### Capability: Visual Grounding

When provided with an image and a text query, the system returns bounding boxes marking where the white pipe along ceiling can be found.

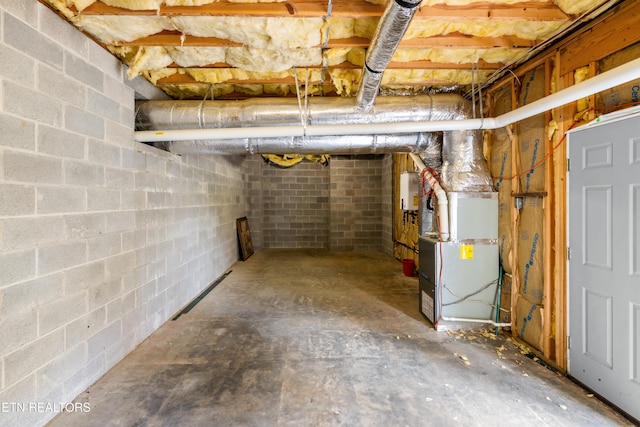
[135,55,640,149]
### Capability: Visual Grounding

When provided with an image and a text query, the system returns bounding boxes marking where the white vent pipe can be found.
[135,56,640,144]
[410,153,449,241]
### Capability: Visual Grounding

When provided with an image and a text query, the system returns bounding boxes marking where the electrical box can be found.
[400,172,419,211]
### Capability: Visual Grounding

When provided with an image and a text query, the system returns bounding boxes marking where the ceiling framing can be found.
[40,0,613,100]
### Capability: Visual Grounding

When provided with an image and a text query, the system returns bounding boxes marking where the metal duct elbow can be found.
[441,129,494,192]
[355,0,422,111]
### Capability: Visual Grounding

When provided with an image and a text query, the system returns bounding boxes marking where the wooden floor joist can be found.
[118,33,539,50]
[80,0,569,20]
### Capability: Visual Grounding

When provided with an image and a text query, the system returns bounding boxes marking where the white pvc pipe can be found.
[409,153,450,241]
[135,56,640,143]
[439,316,511,328]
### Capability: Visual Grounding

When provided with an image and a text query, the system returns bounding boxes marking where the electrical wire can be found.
[492,107,594,182]
[442,279,499,307]
[493,101,639,183]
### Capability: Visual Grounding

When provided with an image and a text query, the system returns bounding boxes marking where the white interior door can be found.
[568,111,640,422]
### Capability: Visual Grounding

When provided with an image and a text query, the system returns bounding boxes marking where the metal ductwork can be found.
[135,93,492,192]
[355,0,422,111]
[442,130,494,192]
[134,0,495,193]
[135,94,471,132]
[155,133,433,155]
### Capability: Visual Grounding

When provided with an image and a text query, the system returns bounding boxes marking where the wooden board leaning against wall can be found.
[393,154,420,269]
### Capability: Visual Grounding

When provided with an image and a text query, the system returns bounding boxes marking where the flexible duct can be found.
[355,0,422,111]
[135,94,471,130]
[154,133,432,155]
[441,130,493,192]
[136,93,490,192]
[136,56,640,141]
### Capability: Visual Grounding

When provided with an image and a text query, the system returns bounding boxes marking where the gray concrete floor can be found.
[48,249,632,427]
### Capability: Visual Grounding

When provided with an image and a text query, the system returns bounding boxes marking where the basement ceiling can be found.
[41,0,611,100]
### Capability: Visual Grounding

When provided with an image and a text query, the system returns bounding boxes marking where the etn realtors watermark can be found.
[1,402,91,413]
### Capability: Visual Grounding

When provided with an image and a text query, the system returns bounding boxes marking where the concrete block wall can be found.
[0,4,247,426]
[329,155,383,251]
[261,159,330,249]
[245,155,389,250]
[244,155,265,252]
[381,154,393,256]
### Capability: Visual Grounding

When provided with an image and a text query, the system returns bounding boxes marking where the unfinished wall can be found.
[244,155,265,252]
[392,154,419,265]
[259,159,330,249]
[0,4,247,426]
[490,83,514,325]
[382,154,394,256]
[244,155,385,251]
[330,155,383,251]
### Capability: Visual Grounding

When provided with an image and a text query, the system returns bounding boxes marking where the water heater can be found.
[400,172,419,210]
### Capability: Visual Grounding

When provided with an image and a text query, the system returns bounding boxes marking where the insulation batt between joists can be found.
[73,15,325,49]
[60,0,603,15]
[171,16,324,49]
[118,46,324,78]
[160,82,306,98]
[120,45,521,81]
[141,67,494,96]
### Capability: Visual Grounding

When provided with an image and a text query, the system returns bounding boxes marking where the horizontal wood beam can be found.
[155,72,461,87]
[81,0,568,20]
[558,0,640,75]
[165,59,501,70]
[119,32,539,49]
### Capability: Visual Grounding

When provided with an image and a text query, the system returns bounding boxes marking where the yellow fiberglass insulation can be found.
[108,46,138,65]
[324,48,365,67]
[171,16,323,49]
[391,48,525,65]
[381,69,494,86]
[355,18,379,39]
[324,48,351,66]
[185,68,324,85]
[290,68,324,83]
[374,0,546,4]
[165,0,218,5]
[166,47,227,67]
[69,0,97,12]
[160,83,235,100]
[225,48,322,72]
[127,46,173,79]
[554,0,604,15]
[72,15,174,44]
[574,66,591,114]
[325,48,366,67]
[326,18,357,40]
[144,69,178,85]
[405,20,565,40]
[347,49,366,67]
[99,0,163,10]
[328,69,362,96]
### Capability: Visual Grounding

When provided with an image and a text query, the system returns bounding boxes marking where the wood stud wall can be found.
[392,0,640,370]
[392,154,420,268]
[484,0,640,370]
